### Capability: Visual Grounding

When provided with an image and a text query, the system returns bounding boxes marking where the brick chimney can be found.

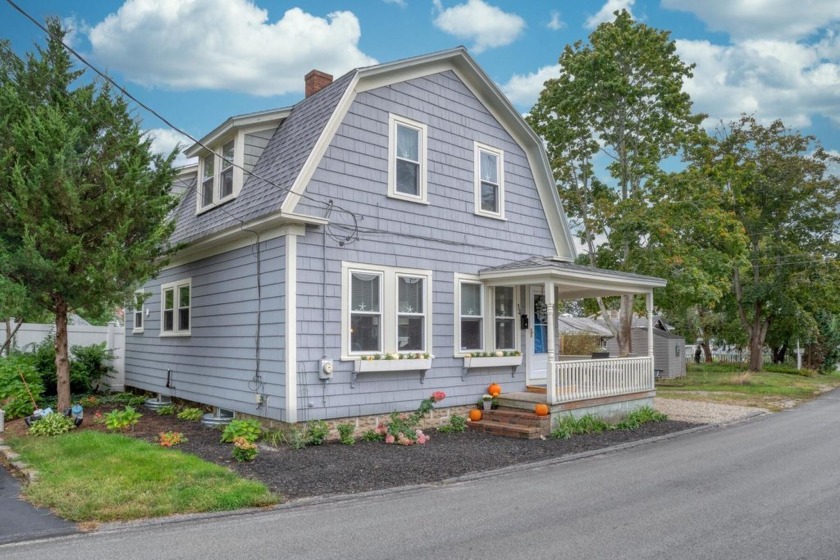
[305,70,333,97]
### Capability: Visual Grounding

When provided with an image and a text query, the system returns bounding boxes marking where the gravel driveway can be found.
[654,397,768,424]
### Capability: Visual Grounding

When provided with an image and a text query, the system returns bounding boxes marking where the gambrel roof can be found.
[168,47,577,259]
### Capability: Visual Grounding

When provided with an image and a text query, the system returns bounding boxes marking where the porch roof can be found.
[478,256,666,298]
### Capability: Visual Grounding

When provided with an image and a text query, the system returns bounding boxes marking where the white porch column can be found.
[646,292,654,359]
[545,281,556,404]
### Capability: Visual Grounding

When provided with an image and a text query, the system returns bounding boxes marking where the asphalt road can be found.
[2,391,840,559]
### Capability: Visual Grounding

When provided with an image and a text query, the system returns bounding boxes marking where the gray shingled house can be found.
[124,48,666,425]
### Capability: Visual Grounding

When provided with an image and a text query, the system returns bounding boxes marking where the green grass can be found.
[550,406,667,439]
[9,431,278,522]
[656,363,840,410]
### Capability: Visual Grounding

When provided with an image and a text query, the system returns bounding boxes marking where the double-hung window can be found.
[388,114,428,203]
[458,279,483,352]
[161,279,191,336]
[197,138,237,211]
[343,263,432,359]
[494,286,515,350]
[474,142,504,218]
[132,291,145,334]
[350,271,382,353]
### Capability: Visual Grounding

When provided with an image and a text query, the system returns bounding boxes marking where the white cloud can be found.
[677,38,840,128]
[662,0,840,41]
[547,10,565,31]
[501,64,561,108]
[383,0,406,6]
[61,16,90,48]
[144,128,195,168]
[87,0,377,96]
[433,0,526,54]
[584,0,634,29]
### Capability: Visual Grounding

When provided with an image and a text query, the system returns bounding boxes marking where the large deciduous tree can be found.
[527,10,703,354]
[0,22,179,409]
[701,116,839,371]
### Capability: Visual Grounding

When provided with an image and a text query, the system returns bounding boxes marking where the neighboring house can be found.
[604,315,686,378]
[555,316,613,355]
[124,48,666,424]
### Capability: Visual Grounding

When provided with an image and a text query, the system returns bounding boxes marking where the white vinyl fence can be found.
[5,321,125,391]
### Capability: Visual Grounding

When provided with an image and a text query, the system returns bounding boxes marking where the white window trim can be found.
[196,133,244,214]
[160,278,192,337]
[473,141,505,220]
[132,290,146,334]
[387,114,428,204]
[453,276,520,357]
[341,262,433,360]
[454,273,484,356]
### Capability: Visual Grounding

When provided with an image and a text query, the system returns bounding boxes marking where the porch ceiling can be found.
[478,256,666,298]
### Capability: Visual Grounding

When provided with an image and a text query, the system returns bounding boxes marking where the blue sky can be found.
[2,0,838,165]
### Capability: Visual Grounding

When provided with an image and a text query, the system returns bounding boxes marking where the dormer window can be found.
[198,139,238,211]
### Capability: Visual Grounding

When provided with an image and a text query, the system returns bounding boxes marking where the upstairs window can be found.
[161,279,191,336]
[388,114,428,204]
[197,138,238,212]
[474,142,505,219]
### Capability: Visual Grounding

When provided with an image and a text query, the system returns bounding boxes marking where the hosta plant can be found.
[28,412,77,436]
[104,406,142,432]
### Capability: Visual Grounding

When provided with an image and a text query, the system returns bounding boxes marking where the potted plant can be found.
[481,394,493,411]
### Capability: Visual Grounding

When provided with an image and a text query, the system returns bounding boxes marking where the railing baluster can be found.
[554,357,653,404]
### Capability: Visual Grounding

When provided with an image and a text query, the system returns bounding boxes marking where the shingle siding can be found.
[124,237,287,416]
[292,70,555,419]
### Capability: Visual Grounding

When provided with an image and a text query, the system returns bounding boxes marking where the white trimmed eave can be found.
[278,47,578,261]
[479,266,666,299]
[185,107,293,158]
[163,211,326,269]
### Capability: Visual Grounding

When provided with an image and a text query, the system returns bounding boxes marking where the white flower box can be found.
[354,358,433,373]
[463,355,523,369]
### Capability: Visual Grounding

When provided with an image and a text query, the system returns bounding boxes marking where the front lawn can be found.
[9,430,278,522]
[656,363,840,410]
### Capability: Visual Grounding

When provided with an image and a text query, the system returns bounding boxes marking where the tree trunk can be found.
[618,294,633,356]
[701,340,713,363]
[55,297,71,411]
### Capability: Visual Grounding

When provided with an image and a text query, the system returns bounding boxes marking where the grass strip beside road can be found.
[657,363,840,411]
[9,430,278,522]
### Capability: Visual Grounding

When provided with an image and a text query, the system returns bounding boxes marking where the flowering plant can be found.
[374,391,445,446]
[232,436,258,462]
[467,350,521,358]
[482,394,493,401]
[361,352,432,361]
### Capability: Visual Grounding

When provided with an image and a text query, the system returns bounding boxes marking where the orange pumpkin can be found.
[469,409,483,421]
[534,403,549,416]
[488,383,502,397]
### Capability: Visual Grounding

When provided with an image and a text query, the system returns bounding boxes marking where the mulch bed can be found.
[3,405,698,501]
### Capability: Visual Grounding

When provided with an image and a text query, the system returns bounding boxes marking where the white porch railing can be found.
[552,356,654,404]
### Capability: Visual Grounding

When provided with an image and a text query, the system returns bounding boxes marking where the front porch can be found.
[471,257,665,436]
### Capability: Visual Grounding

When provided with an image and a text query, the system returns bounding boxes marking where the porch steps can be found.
[466,408,550,439]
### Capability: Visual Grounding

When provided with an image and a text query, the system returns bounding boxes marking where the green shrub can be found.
[337,423,355,445]
[0,354,44,419]
[306,420,330,446]
[220,419,263,444]
[106,392,148,407]
[29,412,77,436]
[177,407,204,421]
[70,342,115,392]
[551,414,610,439]
[361,429,384,442]
[104,406,142,431]
[156,404,176,416]
[436,415,468,433]
[615,406,667,430]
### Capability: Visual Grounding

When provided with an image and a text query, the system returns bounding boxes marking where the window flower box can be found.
[351,354,434,387]
[463,355,523,369]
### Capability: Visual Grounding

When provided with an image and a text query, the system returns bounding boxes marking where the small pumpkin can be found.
[469,409,483,421]
[488,382,502,397]
[534,403,549,416]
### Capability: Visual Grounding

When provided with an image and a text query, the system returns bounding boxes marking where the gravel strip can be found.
[655,397,768,425]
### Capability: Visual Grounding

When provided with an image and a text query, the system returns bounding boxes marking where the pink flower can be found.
[385,434,395,444]
[432,391,446,402]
